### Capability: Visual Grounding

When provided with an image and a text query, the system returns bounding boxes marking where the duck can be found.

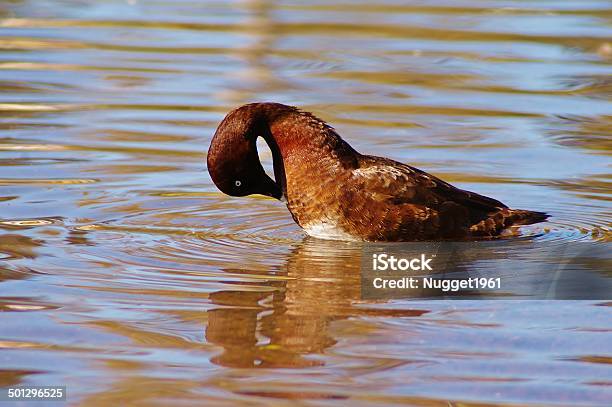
[207,102,548,241]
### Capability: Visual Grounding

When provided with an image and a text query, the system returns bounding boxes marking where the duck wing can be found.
[355,155,505,210]
[351,155,548,239]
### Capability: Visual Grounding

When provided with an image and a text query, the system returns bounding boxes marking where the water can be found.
[1,0,611,405]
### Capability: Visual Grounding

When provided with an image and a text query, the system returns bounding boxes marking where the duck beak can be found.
[259,175,282,200]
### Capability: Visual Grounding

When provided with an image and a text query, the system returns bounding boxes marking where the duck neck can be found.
[255,103,359,199]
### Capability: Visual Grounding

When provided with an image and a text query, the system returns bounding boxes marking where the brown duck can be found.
[207,103,548,241]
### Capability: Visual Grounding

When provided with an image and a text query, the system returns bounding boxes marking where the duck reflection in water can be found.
[203,236,518,368]
[204,235,608,368]
[205,238,429,368]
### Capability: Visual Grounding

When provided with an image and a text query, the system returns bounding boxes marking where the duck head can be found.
[207,104,283,200]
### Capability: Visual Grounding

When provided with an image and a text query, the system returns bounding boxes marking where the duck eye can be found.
[235,180,241,187]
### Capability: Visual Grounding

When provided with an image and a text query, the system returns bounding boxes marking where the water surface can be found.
[1,0,611,405]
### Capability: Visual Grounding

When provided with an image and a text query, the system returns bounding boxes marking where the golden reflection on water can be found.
[0,0,611,405]
[207,240,427,369]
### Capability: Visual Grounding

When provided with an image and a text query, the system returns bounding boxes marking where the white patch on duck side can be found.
[353,165,416,189]
[353,166,407,179]
[302,219,361,241]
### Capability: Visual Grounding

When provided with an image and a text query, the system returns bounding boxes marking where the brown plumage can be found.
[207,102,548,241]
